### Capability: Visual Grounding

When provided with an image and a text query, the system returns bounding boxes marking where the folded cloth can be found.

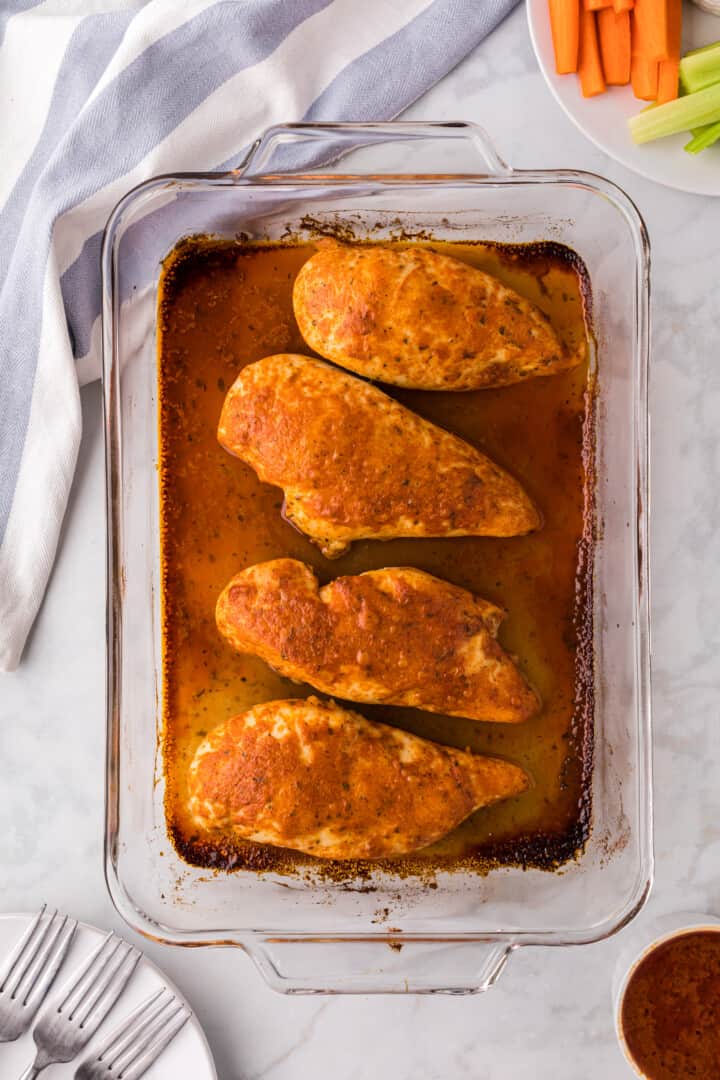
[0,0,518,671]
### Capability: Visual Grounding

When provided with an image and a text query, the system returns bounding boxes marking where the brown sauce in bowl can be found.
[157,237,596,878]
[620,930,720,1079]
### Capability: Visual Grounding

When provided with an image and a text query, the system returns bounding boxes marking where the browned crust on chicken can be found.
[217,354,541,557]
[187,696,529,860]
[292,242,582,390]
[216,560,539,723]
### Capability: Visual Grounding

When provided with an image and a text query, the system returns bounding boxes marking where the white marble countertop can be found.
[3,7,720,1078]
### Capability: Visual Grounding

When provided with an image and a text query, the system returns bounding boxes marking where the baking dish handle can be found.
[237,121,511,178]
[244,938,516,995]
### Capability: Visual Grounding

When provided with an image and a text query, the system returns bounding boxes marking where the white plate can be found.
[0,914,216,1080]
[527,0,720,195]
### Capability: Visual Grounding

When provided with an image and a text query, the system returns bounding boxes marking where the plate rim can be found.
[0,911,217,1080]
[526,0,720,197]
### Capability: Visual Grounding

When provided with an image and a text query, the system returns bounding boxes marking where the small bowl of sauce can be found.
[616,919,720,1079]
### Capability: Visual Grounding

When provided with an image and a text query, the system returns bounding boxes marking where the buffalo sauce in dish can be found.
[157,237,595,877]
[620,930,720,1079]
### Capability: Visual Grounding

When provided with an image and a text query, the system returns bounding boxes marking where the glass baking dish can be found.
[102,122,652,994]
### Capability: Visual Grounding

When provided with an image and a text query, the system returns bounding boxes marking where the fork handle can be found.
[18,1065,42,1080]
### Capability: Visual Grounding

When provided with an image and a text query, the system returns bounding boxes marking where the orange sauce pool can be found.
[158,238,595,876]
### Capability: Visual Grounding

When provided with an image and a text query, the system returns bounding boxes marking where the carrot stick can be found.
[631,54,659,99]
[632,0,669,62]
[658,58,680,102]
[598,9,631,84]
[549,0,580,74]
[578,10,606,96]
[585,0,611,9]
[614,0,633,10]
[656,0,682,103]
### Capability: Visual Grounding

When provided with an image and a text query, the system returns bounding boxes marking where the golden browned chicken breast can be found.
[217,355,540,557]
[293,242,581,390]
[187,697,529,860]
[216,560,539,723]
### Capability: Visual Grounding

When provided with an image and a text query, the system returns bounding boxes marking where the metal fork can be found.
[18,931,141,1080]
[74,988,190,1080]
[0,906,78,1042]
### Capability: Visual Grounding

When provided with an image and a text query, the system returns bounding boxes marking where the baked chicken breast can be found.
[217,355,540,557]
[187,697,529,860]
[293,242,581,390]
[217,560,539,723]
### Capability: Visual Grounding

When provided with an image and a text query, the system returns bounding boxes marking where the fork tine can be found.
[23,916,77,1010]
[107,997,182,1073]
[72,944,140,1031]
[114,1005,190,1080]
[2,906,54,999]
[93,989,167,1063]
[70,942,130,1025]
[59,932,119,1016]
[16,913,67,1004]
[0,905,47,992]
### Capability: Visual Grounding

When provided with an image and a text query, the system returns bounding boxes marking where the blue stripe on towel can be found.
[0,12,139,287]
[0,0,46,51]
[62,0,517,369]
[304,0,517,120]
[0,0,331,543]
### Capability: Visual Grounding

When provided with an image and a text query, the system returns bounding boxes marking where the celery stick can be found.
[684,40,720,60]
[684,120,720,154]
[679,41,720,95]
[628,81,720,144]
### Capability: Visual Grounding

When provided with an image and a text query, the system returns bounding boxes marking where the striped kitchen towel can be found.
[0,0,518,671]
